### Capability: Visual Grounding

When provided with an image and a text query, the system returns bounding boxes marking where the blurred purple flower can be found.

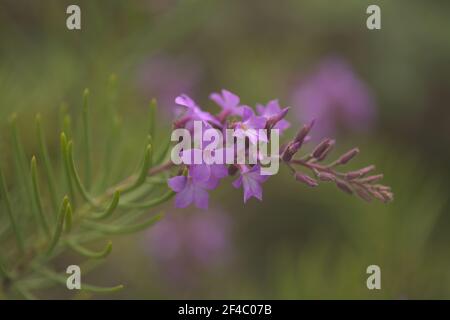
[136,54,201,117]
[291,57,376,139]
[145,210,232,282]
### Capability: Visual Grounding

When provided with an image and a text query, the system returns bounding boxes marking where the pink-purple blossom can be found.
[210,89,243,121]
[256,99,291,133]
[232,165,269,203]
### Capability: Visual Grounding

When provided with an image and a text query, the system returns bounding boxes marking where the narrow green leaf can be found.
[89,190,120,220]
[30,156,51,238]
[80,283,124,294]
[66,141,98,208]
[60,133,75,203]
[0,166,25,254]
[120,190,175,210]
[99,115,122,188]
[68,240,112,259]
[59,103,71,138]
[84,212,163,235]
[36,114,58,215]
[65,203,73,233]
[63,114,72,140]
[124,143,152,193]
[82,88,92,190]
[47,197,70,255]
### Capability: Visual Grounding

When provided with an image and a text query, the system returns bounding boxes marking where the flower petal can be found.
[168,176,187,193]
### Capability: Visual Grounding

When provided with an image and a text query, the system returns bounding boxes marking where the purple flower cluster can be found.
[168,89,290,209]
[167,88,392,209]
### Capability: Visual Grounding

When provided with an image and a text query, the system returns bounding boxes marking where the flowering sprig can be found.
[283,121,393,202]
[168,89,393,208]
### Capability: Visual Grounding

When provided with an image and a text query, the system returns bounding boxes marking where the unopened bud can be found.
[372,190,386,202]
[345,165,375,180]
[336,148,359,165]
[356,188,372,202]
[282,141,301,162]
[379,190,394,203]
[266,107,290,130]
[335,179,353,194]
[359,174,383,184]
[317,172,335,181]
[315,140,335,161]
[295,120,315,144]
[295,172,318,187]
[312,138,333,159]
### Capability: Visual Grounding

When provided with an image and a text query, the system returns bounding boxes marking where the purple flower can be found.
[136,54,201,116]
[180,148,229,185]
[232,165,269,203]
[256,99,291,133]
[233,106,268,145]
[210,89,243,121]
[168,165,218,209]
[145,209,232,283]
[174,94,221,129]
[291,57,376,139]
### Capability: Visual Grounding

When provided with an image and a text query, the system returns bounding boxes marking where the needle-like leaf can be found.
[89,190,121,220]
[60,133,75,203]
[36,114,58,215]
[67,240,112,259]
[82,88,92,190]
[47,197,70,256]
[66,141,98,208]
[31,156,51,238]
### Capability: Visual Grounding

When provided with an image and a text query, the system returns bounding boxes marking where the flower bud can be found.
[359,174,383,184]
[317,172,335,181]
[295,172,318,187]
[336,148,359,165]
[295,120,315,144]
[312,138,333,159]
[356,188,372,202]
[281,141,301,162]
[315,140,335,161]
[335,179,353,194]
[266,107,290,130]
[345,165,375,180]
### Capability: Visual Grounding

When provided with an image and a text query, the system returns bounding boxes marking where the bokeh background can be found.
[1,0,449,299]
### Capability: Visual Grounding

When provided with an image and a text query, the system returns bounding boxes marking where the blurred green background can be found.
[1,0,449,299]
